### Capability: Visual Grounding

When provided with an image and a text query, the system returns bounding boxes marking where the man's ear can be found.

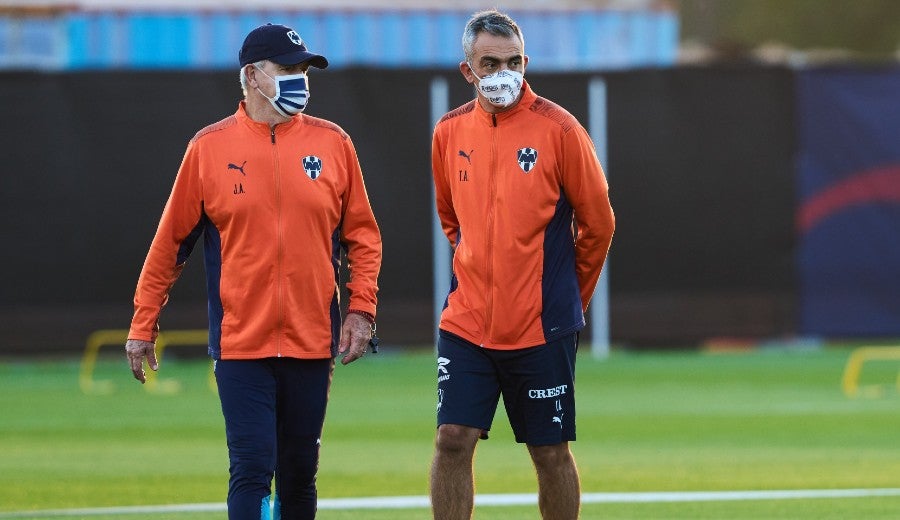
[245,64,258,88]
[459,61,476,85]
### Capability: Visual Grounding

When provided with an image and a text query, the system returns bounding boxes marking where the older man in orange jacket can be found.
[125,23,381,519]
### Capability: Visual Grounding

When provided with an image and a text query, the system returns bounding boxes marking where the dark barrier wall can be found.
[603,67,797,343]
[0,67,796,353]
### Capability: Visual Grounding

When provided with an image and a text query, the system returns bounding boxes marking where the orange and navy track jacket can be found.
[432,81,615,350]
[129,102,381,360]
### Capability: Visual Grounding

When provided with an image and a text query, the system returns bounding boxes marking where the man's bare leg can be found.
[528,442,581,520]
[430,424,482,519]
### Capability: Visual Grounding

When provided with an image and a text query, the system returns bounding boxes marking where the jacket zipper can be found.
[272,126,284,357]
[483,113,498,347]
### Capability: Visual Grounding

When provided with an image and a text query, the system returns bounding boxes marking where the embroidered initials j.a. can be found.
[234,183,245,194]
[458,170,468,181]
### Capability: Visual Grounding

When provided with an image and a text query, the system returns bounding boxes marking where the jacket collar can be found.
[472,79,537,126]
[235,100,299,137]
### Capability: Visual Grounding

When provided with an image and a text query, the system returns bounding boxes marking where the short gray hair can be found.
[462,10,525,62]
[238,60,267,96]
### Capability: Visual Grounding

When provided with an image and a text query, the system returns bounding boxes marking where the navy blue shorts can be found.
[436,331,577,446]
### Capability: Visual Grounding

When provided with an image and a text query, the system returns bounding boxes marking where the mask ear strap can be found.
[254,66,280,102]
[467,62,482,82]
[250,64,267,86]
[256,87,273,102]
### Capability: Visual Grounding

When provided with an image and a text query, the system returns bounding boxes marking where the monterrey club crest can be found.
[302,155,323,180]
[286,30,303,46]
[517,147,538,173]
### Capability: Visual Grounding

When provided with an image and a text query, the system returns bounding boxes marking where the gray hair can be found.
[462,10,525,62]
[239,60,267,96]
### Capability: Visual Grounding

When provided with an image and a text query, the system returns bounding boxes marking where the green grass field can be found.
[1,346,899,519]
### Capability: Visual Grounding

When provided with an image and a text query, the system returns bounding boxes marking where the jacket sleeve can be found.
[339,135,382,318]
[560,124,615,312]
[432,125,460,246]
[128,141,205,342]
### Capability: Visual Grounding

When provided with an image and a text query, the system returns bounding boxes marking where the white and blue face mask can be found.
[255,65,310,117]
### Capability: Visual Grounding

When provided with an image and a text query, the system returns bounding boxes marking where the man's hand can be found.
[125,339,158,384]
[338,312,373,365]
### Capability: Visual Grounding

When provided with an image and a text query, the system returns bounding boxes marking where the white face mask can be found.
[469,65,524,108]
[255,65,310,117]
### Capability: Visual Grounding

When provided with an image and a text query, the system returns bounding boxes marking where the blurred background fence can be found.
[0,5,677,70]
[1,1,898,354]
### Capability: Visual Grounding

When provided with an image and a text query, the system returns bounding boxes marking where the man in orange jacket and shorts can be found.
[430,10,615,520]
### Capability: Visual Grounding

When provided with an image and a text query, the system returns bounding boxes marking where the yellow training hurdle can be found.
[841,346,900,398]
[80,329,215,394]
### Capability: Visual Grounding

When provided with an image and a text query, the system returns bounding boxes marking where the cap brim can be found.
[269,50,329,69]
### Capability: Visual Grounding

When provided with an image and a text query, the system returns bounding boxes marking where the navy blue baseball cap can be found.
[239,23,328,68]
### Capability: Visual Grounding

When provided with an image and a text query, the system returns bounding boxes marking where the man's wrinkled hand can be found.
[338,313,373,366]
[125,339,158,384]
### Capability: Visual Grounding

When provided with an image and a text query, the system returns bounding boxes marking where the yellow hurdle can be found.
[841,346,900,398]
[80,329,214,394]
[79,329,129,394]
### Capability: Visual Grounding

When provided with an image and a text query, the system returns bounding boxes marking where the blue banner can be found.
[796,67,900,336]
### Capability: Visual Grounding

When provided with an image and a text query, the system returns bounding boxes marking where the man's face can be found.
[465,32,526,82]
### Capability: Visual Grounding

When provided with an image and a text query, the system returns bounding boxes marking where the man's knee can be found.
[229,445,275,484]
[528,442,573,469]
[435,424,481,455]
[279,436,320,485]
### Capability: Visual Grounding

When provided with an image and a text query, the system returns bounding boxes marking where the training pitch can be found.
[1,346,899,519]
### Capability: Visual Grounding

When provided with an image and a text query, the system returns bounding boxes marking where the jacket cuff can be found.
[347,309,375,324]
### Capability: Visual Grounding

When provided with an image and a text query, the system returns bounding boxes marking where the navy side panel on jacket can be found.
[443,231,461,310]
[203,215,223,359]
[177,213,206,265]
[330,228,342,357]
[541,191,585,342]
